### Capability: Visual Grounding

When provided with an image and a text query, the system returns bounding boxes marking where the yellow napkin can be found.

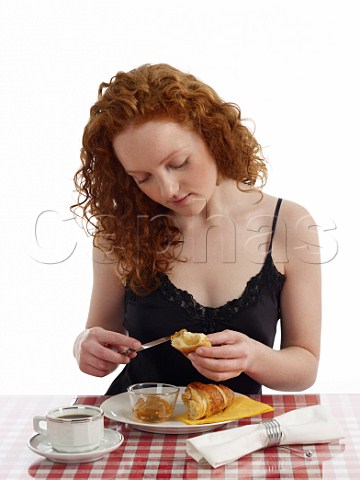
[176,395,274,425]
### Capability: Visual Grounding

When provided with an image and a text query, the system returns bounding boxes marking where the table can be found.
[0,394,359,479]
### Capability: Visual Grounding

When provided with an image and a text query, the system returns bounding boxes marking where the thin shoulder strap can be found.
[268,198,283,254]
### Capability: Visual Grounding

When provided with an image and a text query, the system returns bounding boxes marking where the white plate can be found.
[27,428,123,464]
[101,387,236,434]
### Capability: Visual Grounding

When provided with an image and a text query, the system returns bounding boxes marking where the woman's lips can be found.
[170,193,192,206]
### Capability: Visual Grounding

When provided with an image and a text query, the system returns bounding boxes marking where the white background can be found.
[1,0,359,395]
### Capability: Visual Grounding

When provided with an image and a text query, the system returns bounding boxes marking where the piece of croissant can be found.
[182,382,235,419]
[171,329,211,356]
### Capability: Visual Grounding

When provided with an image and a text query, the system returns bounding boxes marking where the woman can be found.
[72,63,321,394]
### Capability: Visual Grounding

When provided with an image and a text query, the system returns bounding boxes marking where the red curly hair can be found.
[72,63,267,294]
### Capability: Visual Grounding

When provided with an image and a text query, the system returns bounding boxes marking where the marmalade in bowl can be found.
[133,395,173,422]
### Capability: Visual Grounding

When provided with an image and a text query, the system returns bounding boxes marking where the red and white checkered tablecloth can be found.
[0,394,359,479]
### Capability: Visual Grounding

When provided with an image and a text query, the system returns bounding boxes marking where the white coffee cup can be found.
[33,405,104,453]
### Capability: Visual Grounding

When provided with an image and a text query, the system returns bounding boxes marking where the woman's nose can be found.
[158,176,179,199]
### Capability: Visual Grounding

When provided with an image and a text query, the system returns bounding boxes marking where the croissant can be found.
[182,382,235,419]
[171,329,212,356]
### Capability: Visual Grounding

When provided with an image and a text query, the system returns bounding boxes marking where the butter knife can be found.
[123,336,170,355]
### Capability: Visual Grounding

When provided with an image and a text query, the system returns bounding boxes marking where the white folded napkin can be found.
[186,405,345,468]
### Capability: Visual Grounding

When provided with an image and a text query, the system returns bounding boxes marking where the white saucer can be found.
[27,428,124,464]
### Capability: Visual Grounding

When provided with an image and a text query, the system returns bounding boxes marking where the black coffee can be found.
[58,414,94,419]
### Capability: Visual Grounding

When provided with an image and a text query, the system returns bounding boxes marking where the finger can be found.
[86,357,117,374]
[88,353,125,372]
[90,342,132,364]
[206,330,236,346]
[79,351,120,377]
[106,345,138,358]
[123,351,138,359]
[89,328,142,352]
[84,343,133,373]
[189,355,242,373]
[195,344,242,359]
[190,359,243,382]
[110,337,142,352]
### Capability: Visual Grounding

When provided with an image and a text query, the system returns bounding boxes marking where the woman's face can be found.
[112,119,218,217]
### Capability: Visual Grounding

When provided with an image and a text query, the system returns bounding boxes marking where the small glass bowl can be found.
[127,383,180,423]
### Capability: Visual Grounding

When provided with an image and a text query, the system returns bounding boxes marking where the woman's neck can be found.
[172,179,262,231]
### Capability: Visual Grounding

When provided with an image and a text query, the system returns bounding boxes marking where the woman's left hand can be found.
[187,329,254,382]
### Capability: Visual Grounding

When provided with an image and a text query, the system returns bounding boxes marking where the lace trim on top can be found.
[159,253,285,322]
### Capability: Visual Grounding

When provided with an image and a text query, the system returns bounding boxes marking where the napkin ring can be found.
[261,419,283,447]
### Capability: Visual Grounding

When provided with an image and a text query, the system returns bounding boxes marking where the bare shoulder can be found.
[278,197,314,221]
[250,194,314,228]
[278,197,318,240]
[276,197,322,268]
[258,193,311,218]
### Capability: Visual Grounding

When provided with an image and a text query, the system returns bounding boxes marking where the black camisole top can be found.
[106,198,285,395]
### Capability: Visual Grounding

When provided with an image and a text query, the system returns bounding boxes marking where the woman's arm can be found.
[188,200,322,391]
[73,245,141,377]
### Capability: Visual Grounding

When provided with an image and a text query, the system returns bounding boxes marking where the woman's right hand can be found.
[73,327,142,377]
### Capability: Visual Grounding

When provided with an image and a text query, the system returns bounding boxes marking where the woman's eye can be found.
[135,175,150,185]
[133,159,188,184]
[171,159,189,170]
